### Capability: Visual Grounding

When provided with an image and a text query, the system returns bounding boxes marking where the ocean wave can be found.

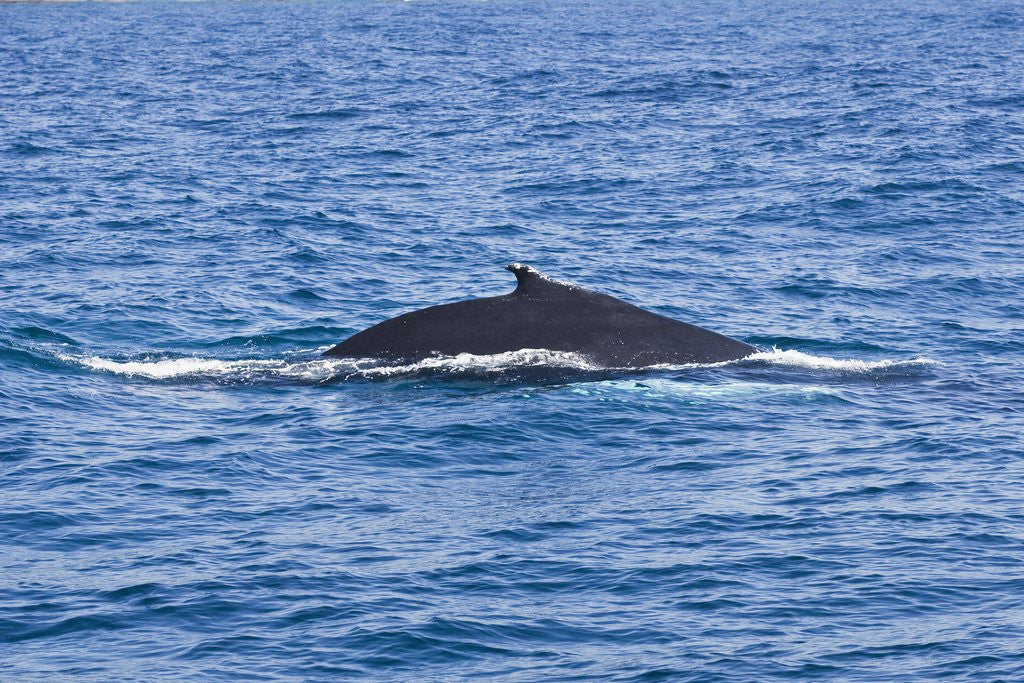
[57,348,595,382]
[743,348,936,372]
[57,347,935,383]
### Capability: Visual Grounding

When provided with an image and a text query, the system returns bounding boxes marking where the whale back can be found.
[323,265,753,366]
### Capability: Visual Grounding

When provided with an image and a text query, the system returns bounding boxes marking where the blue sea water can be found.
[2,0,1023,679]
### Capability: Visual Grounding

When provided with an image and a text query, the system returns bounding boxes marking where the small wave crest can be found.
[743,348,936,372]
[57,347,935,384]
[64,355,282,380]
[58,349,597,383]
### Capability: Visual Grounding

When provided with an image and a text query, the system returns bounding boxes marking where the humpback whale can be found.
[324,264,754,367]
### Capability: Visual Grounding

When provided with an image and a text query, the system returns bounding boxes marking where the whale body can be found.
[323,264,754,367]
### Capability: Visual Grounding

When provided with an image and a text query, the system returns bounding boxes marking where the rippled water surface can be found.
[3,0,1024,679]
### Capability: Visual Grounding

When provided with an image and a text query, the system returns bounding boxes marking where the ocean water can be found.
[2,0,1023,679]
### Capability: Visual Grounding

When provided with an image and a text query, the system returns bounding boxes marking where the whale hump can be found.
[323,264,755,366]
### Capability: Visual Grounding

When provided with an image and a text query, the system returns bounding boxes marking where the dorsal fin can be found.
[505,263,570,297]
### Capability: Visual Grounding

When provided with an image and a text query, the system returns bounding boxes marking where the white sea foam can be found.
[62,354,295,379]
[743,348,936,372]
[356,348,593,377]
[58,347,935,382]
[67,355,258,378]
[58,348,595,381]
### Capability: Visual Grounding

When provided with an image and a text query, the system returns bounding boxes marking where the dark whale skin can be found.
[323,264,755,367]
